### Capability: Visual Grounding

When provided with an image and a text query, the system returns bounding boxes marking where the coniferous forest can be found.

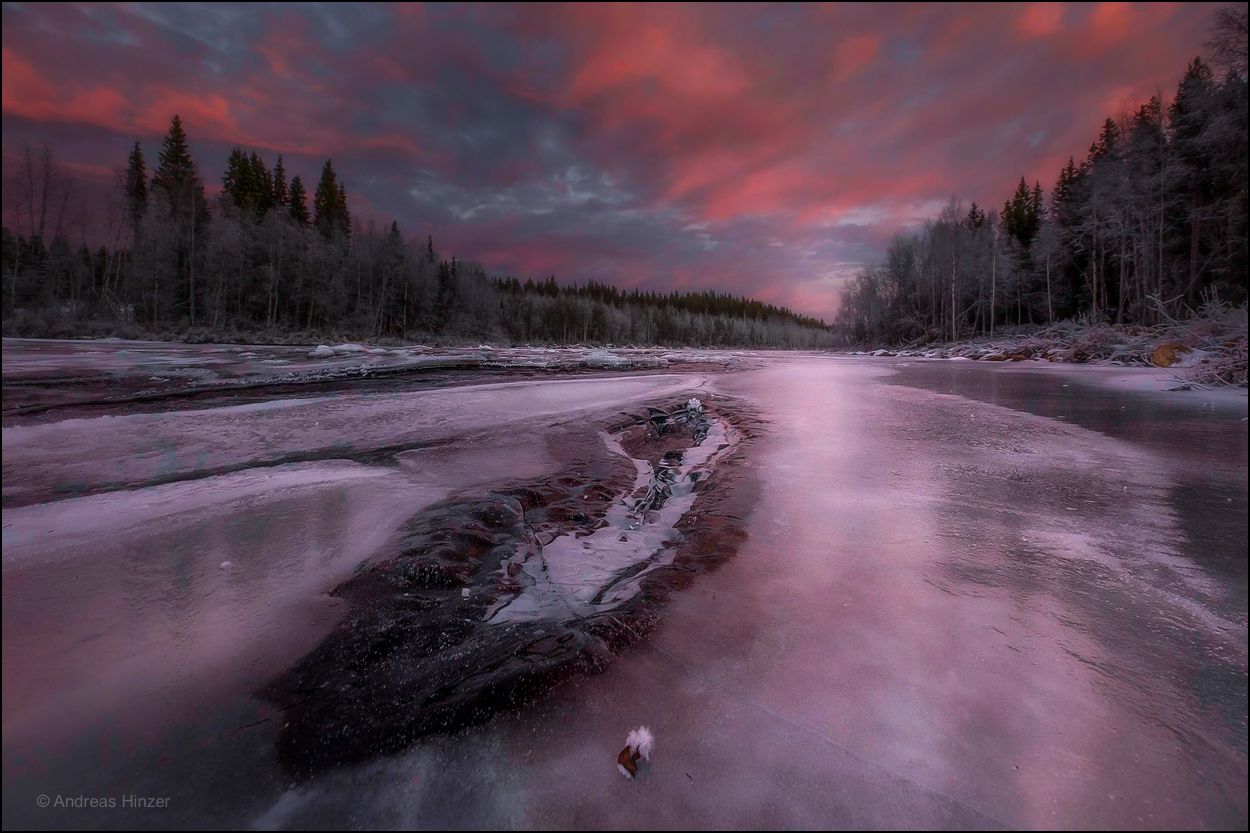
[4,8,1243,352]
[1,118,832,349]
[835,7,1247,345]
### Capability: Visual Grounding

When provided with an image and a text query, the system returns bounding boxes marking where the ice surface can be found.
[2,374,704,506]
[2,348,1245,830]
[247,358,1245,830]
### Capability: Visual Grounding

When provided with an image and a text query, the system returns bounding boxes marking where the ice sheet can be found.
[2,351,1245,830]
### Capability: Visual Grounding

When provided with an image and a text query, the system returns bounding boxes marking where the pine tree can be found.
[288,175,310,227]
[124,141,148,231]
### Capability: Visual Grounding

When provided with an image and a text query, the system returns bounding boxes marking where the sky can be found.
[0,2,1229,322]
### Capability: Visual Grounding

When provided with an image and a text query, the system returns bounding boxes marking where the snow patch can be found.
[583,349,630,369]
[627,726,654,761]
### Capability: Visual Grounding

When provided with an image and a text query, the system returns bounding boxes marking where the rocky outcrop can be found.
[261,399,757,774]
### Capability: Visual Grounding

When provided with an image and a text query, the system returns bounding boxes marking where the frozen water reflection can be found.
[2,347,1246,830]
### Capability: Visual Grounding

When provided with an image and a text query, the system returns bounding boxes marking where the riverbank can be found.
[841,307,1248,389]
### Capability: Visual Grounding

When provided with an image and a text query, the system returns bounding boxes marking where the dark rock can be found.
[260,400,761,776]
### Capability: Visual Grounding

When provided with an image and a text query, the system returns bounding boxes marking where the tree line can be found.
[836,7,1247,345]
[1,119,833,349]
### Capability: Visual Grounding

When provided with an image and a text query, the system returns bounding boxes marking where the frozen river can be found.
[2,343,1246,829]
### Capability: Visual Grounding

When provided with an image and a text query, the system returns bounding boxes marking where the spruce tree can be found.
[288,174,310,227]
[1003,177,1040,246]
[1093,117,1121,161]
[151,115,207,221]
[313,159,339,239]
[1169,58,1218,297]
[965,202,986,230]
[221,147,247,207]
[249,151,272,216]
[337,182,351,238]
[149,114,209,325]
[272,155,289,207]
[124,141,148,231]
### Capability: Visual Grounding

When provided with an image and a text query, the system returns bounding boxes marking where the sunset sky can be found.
[0,2,1228,321]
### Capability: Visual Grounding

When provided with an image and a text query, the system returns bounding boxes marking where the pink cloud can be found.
[0,2,1229,320]
[1018,3,1066,39]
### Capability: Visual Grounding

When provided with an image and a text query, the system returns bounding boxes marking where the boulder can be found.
[1151,341,1191,368]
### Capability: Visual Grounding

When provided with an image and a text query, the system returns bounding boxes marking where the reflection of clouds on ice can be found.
[6,345,1243,831]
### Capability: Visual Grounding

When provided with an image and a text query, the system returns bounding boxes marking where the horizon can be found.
[1,1,1232,322]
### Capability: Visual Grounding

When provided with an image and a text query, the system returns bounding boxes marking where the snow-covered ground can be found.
[1,337,754,387]
[2,346,1246,829]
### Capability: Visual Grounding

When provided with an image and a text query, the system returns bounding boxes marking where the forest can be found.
[1,120,833,349]
[835,7,1247,346]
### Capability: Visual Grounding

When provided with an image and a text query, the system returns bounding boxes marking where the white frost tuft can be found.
[308,345,335,358]
[626,726,654,761]
[686,398,703,413]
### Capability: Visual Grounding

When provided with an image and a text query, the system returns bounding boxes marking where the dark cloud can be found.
[2,1,1225,322]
